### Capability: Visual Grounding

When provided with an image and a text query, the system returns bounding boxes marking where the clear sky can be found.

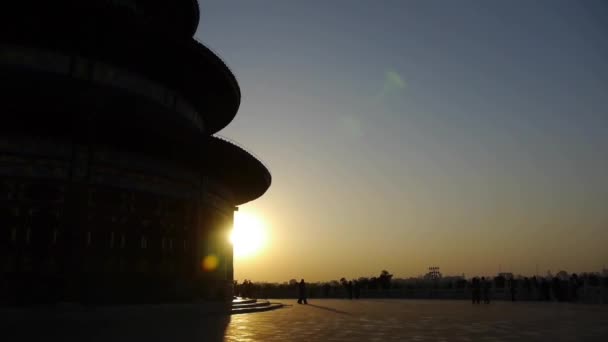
[196,0,608,282]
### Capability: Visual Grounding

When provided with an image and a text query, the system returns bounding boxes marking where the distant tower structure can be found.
[426,266,442,280]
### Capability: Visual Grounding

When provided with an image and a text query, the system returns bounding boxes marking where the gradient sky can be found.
[195,0,608,282]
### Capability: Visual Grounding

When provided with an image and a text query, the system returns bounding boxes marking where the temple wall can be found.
[0,137,236,306]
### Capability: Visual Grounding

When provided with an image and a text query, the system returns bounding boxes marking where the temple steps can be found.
[231,297,283,314]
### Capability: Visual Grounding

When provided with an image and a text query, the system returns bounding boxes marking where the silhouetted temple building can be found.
[0,0,270,305]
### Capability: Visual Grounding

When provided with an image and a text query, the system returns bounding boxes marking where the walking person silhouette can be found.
[472,277,481,304]
[297,279,308,304]
[482,277,491,304]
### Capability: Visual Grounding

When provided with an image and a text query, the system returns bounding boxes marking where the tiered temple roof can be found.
[0,0,270,204]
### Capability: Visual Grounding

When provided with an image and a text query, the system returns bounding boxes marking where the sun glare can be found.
[230,212,267,258]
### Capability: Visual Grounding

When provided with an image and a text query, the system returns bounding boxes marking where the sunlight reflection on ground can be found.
[225,299,608,341]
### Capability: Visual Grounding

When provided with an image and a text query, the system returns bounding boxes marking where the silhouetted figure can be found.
[241,279,254,298]
[570,273,581,302]
[471,277,481,304]
[552,277,562,301]
[323,283,331,298]
[347,281,353,299]
[508,277,517,302]
[297,279,308,304]
[482,277,491,304]
[541,278,551,301]
[531,276,539,300]
[354,280,360,299]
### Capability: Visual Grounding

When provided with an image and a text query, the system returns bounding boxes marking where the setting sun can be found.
[230,212,268,258]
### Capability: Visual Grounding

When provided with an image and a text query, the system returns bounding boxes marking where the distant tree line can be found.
[233,270,608,304]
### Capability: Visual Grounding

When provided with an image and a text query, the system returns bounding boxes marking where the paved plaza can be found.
[225,299,608,341]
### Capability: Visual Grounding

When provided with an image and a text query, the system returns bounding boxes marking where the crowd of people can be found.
[234,279,255,299]
[233,271,605,303]
[469,273,585,303]
[470,277,492,304]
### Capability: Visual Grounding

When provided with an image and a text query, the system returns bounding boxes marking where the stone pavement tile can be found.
[224,299,608,341]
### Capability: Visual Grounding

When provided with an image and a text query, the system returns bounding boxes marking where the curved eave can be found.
[0,62,206,161]
[206,137,271,205]
[190,40,241,133]
[0,14,241,135]
[190,0,201,36]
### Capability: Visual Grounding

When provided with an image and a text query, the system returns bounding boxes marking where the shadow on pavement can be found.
[306,303,351,315]
[2,307,231,342]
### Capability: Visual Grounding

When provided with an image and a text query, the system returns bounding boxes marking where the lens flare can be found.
[202,255,219,272]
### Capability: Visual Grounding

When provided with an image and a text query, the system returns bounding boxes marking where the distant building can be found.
[424,266,442,280]
[0,0,270,306]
